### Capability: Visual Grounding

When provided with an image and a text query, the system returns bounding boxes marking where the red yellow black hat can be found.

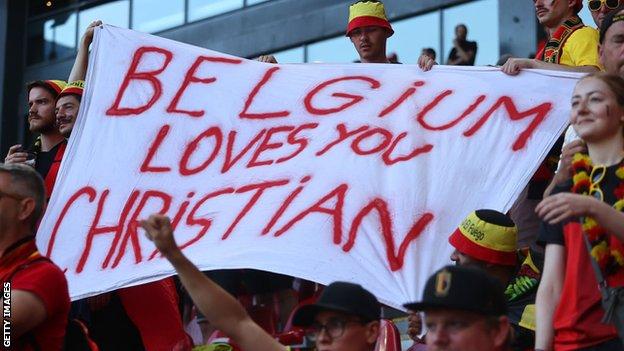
[27,80,67,97]
[57,80,84,100]
[448,210,518,266]
[346,1,394,37]
[45,80,68,95]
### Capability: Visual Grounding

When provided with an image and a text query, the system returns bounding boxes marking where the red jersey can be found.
[11,260,71,350]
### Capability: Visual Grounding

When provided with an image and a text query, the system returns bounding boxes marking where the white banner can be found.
[37,25,580,309]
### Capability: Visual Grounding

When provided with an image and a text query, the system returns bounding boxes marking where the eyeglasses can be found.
[0,189,24,201]
[305,318,365,341]
[589,0,621,12]
[589,165,606,201]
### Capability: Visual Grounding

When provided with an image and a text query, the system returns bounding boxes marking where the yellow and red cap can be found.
[346,1,394,37]
[57,80,84,100]
[45,80,68,95]
[27,80,67,97]
[449,210,518,266]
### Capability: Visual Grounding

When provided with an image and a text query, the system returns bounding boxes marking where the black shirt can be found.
[34,140,66,179]
[447,40,477,66]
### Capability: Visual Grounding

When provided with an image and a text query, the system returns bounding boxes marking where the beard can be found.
[29,114,57,134]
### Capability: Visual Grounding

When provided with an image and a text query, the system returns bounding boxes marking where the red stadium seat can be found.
[374,319,402,351]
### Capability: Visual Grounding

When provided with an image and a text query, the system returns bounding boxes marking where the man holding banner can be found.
[261,0,395,65]
[346,0,394,64]
[502,0,600,75]
[4,80,68,199]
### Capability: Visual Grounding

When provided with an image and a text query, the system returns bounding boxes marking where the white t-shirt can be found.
[556,125,580,172]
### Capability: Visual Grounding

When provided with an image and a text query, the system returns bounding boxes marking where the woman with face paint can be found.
[536,73,624,351]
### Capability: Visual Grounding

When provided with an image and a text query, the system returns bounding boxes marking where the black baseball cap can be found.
[292,281,381,326]
[404,265,507,316]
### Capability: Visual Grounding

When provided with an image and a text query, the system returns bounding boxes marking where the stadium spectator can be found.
[588,0,621,27]
[448,209,540,351]
[0,163,70,350]
[421,48,436,62]
[404,265,512,351]
[500,0,603,250]
[347,0,394,64]
[141,214,382,351]
[544,6,624,198]
[4,80,67,198]
[501,0,600,75]
[446,24,477,66]
[387,52,399,63]
[55,81,83,138]
[535,72,624,350]
[258,1,394,65]
[406,312,426,350]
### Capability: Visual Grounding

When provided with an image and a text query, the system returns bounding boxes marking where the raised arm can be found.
[68,20,102,83]
[140,214,286,351]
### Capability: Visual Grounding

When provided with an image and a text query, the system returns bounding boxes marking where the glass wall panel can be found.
[442,0,499,66]
[578,6,597,28]
[27,11,77,65]
[246,0,270,5]
[132,0,185,33]
[307,36,358,63]
[78,0,129,39]
[273,46,305,63]
[387,11,440,64]
[188,0,243,22]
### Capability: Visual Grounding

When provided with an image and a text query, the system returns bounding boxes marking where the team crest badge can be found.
[435,270,452,297]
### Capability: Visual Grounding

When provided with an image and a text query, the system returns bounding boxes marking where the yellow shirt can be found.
[559,26,601,68]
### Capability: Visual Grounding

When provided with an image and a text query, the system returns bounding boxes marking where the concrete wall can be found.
[498,0,537,58]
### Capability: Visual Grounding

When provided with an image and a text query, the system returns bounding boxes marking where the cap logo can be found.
[435,270,452,297]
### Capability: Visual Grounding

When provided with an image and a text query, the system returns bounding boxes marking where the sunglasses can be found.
[589,0,621,12]
[305,318,366,341]
[589,165,606,201]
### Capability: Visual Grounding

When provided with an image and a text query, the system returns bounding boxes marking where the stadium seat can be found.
[374,319,402,351]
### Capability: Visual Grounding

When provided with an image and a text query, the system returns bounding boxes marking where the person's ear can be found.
[492,316,511,349]
[17,197,36,223]
[365,320,380,344]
